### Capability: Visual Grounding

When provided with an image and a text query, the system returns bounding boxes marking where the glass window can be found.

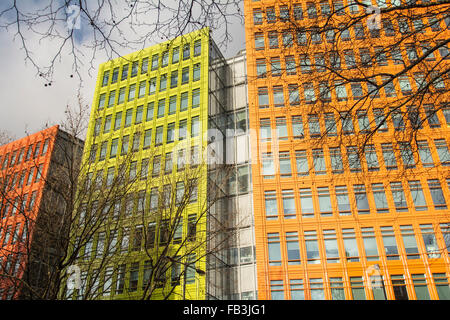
[183,43,190,60]
[292,115,304,139]
[268,233,281,266]
[362,227,379,261]
[300,188,314,218]
[192,88,200,108]
[270,280,284,300]
[420,224,441,258]
[411,274,430,300]
[428,179,447,209]
[279,151,291,177]
[295,150,309,176]
[264,190,277,220]
[435,139,450,166]
[282,189,295,219]
[318,187,332,217]
[336,185,351,216]
[433,273,450,300]
[286,232,300,265]
[323,229,340,262]
[381,143,398,170]
[350,277,366,300]
[408,180,427,211]
[310,278,325,300]
[330,277,345,300]
[354,184,370,214]
[290,279,304,300]
[312,149,326,175]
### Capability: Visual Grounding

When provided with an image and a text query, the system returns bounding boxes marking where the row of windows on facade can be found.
[256,72,447,107]
[100,39,202,87]
[251,0,446,25]
[0,139,50,172]
[264,178,450,219]
[269,273,450,300]
[67,253,199,299]
[259,140,449,181]
[98,64,202,110]
[255,43,450,79]
[94,90,201,139]
[266,223,449,268]
[259,107,450,142]
[91,117,201,163]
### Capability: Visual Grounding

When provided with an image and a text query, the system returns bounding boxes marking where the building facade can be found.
[0,126,83,299]
[244,0,450,300]
[68,29,258,300]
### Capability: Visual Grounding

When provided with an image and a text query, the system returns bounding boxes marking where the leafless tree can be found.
[0,0,243,84]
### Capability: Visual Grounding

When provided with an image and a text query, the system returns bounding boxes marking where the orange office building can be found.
[244,0,450,299]
[0,126,83,299]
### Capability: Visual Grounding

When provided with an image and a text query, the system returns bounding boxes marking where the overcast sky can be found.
[0,1,245,141]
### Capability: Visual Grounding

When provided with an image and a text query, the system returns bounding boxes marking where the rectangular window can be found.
[392,275,409,300]
[318,187,332,217]
[170,70,178,88]
[143,129,152,149]
[193,63,201,81]
[295,150,309,176]
[310,278,325,300]
[286,232,300,265]
[381,226,399,260]
[354,184,370,214]
[428,179,447,209]
[435,139,450,166]
[408,180,427,211]
[151,54,158,70]
[323,229,340,263]
[288,85,300,105]
[351,277,366,300]
[362,227,379,261]
[312,149,326,175]
[330,147,344,174]
[155,126,163,145]
[420,224,441,258]
[254,32,265,50]
[159,74,167,91]
[372,183,389,213]
[400,225,420,260]
[183,44,190,60]
[257,87,269,108]
[282,189,295,218]
[381,143,398,170]
[300,188,314,218]
[265,190,278,220]
[336,185,351,216]
[412,274,430,300]
[111,67,119,84]
[279,151,291,177]
[270,280,284,300]
[124,109,133,127]
[121,64,129,81]
[290,279,304,300]
[149,78,156,95]
[433,273,450,300]
[98,93,106,110]
[342,228,359,262]
[292,116,304,139]
[270,57,281,77]
[192,88,200,108]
